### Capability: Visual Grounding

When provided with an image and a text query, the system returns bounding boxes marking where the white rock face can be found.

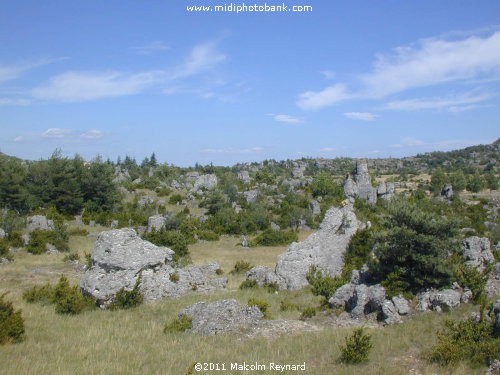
[26,215,54,232]
[192,174,218,191]
[462,236,494,272]
[80,228,227,306]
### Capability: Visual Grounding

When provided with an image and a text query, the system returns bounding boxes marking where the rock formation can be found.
[192,174,218,191]
[247,204,360,290]
[26,215,54,232]
[343,160,377,204]
[147,215,166,233]
[461,236,494,272]
[179,299,263,335]
[80,228,227,307]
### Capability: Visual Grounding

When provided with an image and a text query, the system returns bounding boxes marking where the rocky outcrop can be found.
[246,204,360,291]
[416,288,462,312]
[246,266,279,287]
[344,160,377,204]
[377,181,395,201]
[493,301,500,338]
[392,295,410,315]
[381,300,402,324]
[440,184,453,199]
[113,166,130,183]
[0,228,5,239]
[486,263,500,298]
[179,299,263,335]
[243,189,259,203]
[192,174,218,191]
[26,215,54,232]
[80,228,227,306]
[237,170,251,184]
[462,236,494,272]
[147,215,166,233]
[310,200,321,216]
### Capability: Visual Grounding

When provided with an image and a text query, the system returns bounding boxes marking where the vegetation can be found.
[247,298,269,318]
[249,229,298,247]
[0,294,24,344]
[239,279,258,290]
[339,328,373,364]
[230,260,253,275]
[109,278,144,310]
[306,265,346,305]
[164,314,193,333]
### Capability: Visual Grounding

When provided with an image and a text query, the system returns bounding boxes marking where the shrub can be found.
[196,230,220,242]
[239,279,258,290]
[53,275,95,314]
[0,238,9,257]
[23,283,55,304]
[455,264,488,304]
[67,227,89,236]
[164,314,192,333]
[215,268,224,275]
[8,231,24,248]
[0,293,25,344]
[300,307,316,320]
[169,272,180,283]
[279,299,297,311]
[84,251,92,269]
[342,228,374,279]
[26,229,69,254]
[168,194,184,205]
[248,298,269,318]
[249,229,298,247]
[143,230,190,262]
[339,328,373,364]
[428,317,499,366]
[230,260,252,275]
[264,282,279,293]
[109,277,143,310]
[63,252,80,262]
[306,265,346,305]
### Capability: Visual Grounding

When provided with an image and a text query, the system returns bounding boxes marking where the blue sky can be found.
[0,1,499,166]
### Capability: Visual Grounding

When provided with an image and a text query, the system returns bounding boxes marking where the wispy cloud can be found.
[31,70,164,102]
[0,58,57,84]
[390,136,489,150]
[383,92,491,112]
[41,128,74,139]
[297,30,500,110]
[344,112,377,121]
[13,136,24,142]
[320,70,336,80]
[273,114,303,124]
[170,41,226,80]
[134,40,170,55]
[80,130,104,139]
[201,146,263,154]
[319,147,336,152]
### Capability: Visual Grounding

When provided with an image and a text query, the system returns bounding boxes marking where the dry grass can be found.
[0,231,490,375]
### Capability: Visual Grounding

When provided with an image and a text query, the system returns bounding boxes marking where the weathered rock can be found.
[180,299,263,335]
[462,236,494,272]
[310,200,321,216]
[246,266,279,287]
[486,263,500,298]
[349,284,386,318]
[486,359,500,375]
[243,189,259,203]
[147,215,166,233]
[492,301,500,338]
[45,243,59,254]
[377,181,395,200]
[329,283,356,309]
[0,228,5,239]
[392,295,410,315]
[192,174,217,191]
[137,195,154,208]
[440,184,453,198]
[381,300,402,325]
[110,220,119,229]
[292,162,306,179]
[80,228,227,306]
[237,170,251,184]
[416,289,462,312]
[350,265,370,285]
[461,288,473,303]
[113,166,130,183]
[26,215,54,232]
[343,160,377,204]
[274,204,360,290]
[270,222,281,231]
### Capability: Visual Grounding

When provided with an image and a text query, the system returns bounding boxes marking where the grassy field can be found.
[0,230,491,375]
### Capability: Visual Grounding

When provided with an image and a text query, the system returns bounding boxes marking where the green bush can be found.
[164,314,192,333]
[196,230,220,242]
[248,298,269,318]
[169,272,180,283]
[26,229,69,254]
[455,264,488,304]
[239,279,258,290]
[84,251,92,269]
[143,230,190,262]
[230,260,252,275]
[264,282,279,293]
[168,194,184,205]
[279,299,297,311]
[67,227,89,236]
[0,238,9,257]
[0,293,25,344]
[249,229,298,247]
[63,253,80,262]
[339,328,373,364]
[306,265,346,305]
[23,276,95,314]
[342,228,374,279]
[428,317,499,366]
[8,231,24,248]
[300,307,316,320]
[109,277,143,310]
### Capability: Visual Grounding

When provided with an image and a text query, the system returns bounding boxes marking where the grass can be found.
[0,230,492,375]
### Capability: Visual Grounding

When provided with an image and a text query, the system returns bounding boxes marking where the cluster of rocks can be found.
[179,299,263,335]
[26,215,54,232]
[344,160,394,204]
[80,228,227,307]
[247,203,360,290]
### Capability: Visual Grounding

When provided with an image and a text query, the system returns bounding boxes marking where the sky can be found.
[0,1,499,166]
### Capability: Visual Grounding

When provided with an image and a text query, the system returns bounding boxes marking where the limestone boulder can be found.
[462,236,494,272]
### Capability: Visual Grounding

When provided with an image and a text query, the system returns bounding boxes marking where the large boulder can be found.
[26,215,54,232]
[329,283,356,309]
[486,263,500,298]
[192,174,218,191]
[80,228,227,306]
[381,300,402,325]
[147,215,166,233]
[343,160,377,204]
[0,228,5,239]
[246,266,279,287]
[348,284,386,318]
[416,288,462,312]
[180,299,263,335]
[392,295,410,315]
[274,203,360,290]
[462,236,494,272]
[237,170,251,184]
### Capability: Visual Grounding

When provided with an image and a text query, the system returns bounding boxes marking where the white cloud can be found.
[296,84,350,110]
[273,114,303,124]
[134,40,170,55]
[0,58,57,84]
[320,70,336,80]
[80,130,104,139]
[297,30,500,110]
[13,136,24,142]
[170,41,226,80]
[384,92,491,112]
[344,112,377,121]
[31,70,164,102]
[319,147,336,152]
[201,146,263,154]
[41,128,73,139]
